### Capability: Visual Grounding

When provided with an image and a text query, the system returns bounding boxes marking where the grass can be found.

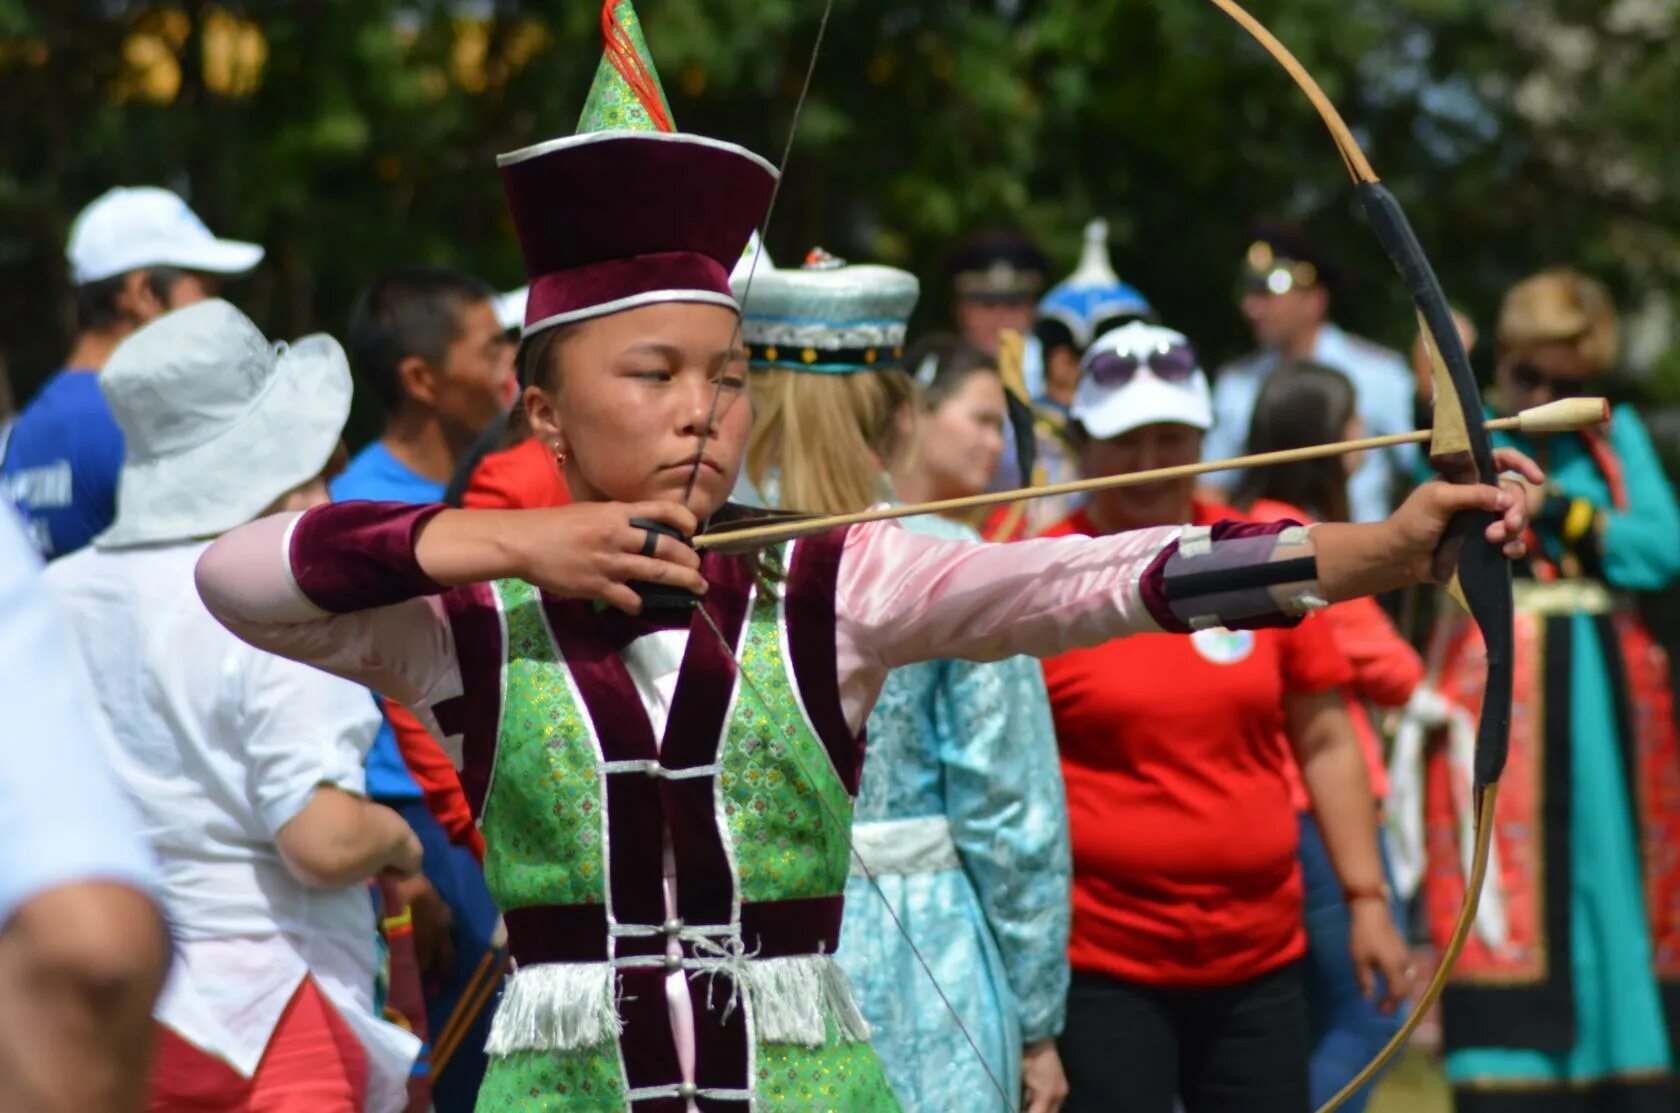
[1369,1050,1451,1113]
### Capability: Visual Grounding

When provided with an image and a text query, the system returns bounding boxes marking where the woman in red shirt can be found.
[1044,323,1413,1113]
[1232,360,1425,1113]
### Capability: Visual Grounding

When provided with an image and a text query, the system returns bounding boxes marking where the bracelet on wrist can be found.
[1343,882,1392,905]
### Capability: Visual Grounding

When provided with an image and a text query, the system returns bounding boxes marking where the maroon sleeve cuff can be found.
[1139,542,1187,633]
[289,500,448,613]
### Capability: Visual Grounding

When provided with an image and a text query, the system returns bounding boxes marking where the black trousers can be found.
[1059,962,1311,1113]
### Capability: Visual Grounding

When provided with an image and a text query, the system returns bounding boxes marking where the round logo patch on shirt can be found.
[1190,626,1255,665]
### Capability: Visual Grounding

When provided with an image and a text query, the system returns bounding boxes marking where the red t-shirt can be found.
[1247,498,1423,809]
[1040,502,1353,987]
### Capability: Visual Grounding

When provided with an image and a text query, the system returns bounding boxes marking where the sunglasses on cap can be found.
[1084,341,1201,388]
[1510,362,1586,397]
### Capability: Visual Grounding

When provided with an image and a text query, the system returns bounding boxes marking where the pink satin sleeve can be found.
[832,519,1180,730]
[195,510,462,716]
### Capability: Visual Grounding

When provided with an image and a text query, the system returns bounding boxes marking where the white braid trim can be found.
[484,962,620,1056]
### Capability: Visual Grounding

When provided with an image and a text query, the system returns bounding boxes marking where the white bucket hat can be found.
[1071,321,1213,441]
[95,299,351,550]
[68,186,265,286]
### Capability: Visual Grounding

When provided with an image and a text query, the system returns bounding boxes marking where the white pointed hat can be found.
[1036,219,1153,351]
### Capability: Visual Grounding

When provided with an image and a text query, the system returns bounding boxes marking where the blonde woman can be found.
[1425,269,1680,1111]
[740,251,1072,1113]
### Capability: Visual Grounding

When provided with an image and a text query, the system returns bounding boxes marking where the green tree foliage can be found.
[2,0,1677,444]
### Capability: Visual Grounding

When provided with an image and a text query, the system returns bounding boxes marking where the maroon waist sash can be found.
[503,895,845,965]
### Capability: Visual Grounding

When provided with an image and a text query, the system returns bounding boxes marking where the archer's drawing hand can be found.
[512,501,706,613]
[416,501,705,613]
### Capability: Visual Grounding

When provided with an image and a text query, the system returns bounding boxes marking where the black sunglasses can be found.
[1511,363,1585,397]
[1084,342,1201,388]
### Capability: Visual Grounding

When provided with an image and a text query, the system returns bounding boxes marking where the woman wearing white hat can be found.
[42,299,423,1113]
[1039,322,1412,1113]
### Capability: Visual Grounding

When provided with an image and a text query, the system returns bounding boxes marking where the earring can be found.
[551,442,566,466]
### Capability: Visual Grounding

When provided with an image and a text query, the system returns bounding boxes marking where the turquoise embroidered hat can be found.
[734,248,920,374]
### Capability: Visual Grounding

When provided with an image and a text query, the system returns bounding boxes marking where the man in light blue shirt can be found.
[1202,223,1417,522]
[335,265,514,1113]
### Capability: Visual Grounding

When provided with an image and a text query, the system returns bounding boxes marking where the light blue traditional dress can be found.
[836,511,1072,1113]
[733,251,1073,1112]
[1418,403,1680,1112]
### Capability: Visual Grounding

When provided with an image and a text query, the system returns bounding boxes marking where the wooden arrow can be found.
[695,396,1609,552]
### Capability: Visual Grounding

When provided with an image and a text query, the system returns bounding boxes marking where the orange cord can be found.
[603,0,673,132]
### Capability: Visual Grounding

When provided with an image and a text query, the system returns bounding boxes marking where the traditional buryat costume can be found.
[735,257,1073,1110]
[1421,402,1680,1112]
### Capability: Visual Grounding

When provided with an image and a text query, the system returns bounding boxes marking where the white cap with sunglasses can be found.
[1072,321,1213,440]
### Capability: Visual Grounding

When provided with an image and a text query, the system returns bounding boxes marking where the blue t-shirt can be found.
[330,440,448,802]
[0,370,125,559]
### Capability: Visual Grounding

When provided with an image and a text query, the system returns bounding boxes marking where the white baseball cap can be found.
[1071,321,1213,440]
[493,286,529,332]
[67,186,265,286]
[95,299,350,550]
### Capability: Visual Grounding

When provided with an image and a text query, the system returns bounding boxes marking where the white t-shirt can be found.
[44,539,419,1110]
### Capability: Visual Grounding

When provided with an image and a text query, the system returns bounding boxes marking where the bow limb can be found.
[1203,5,1513,1110]
[1357,190,1514,789]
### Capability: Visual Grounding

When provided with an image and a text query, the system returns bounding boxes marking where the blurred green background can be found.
[3,0,1679,451]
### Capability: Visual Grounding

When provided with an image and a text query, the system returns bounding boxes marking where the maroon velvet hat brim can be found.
[498,132,777,333]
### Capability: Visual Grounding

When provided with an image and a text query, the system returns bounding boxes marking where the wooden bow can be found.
[1200,3,1514,1109]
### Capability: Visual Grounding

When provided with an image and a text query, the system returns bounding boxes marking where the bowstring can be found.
[680,0,836,513]
[694,605,1016,1112]
[679,6,1009,1107]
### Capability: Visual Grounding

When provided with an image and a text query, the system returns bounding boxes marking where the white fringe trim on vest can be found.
[739,953,872,1047]
[483,954,870,1056]
[484,962,621,1056]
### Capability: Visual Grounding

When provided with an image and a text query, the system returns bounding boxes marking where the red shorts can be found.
[149,978,369,1112]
